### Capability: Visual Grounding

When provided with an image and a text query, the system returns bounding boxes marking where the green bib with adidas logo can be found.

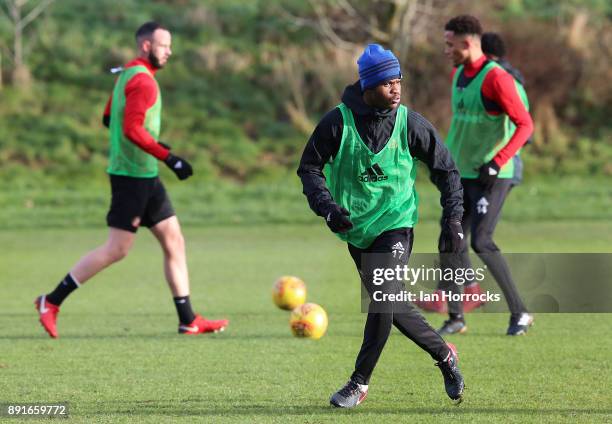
[324,103,418,249]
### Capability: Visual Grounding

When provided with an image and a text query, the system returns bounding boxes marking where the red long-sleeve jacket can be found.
[103,57,169,161]
[451,55,533,167]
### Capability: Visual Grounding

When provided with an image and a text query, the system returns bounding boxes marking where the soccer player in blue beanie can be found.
[298,44,466,408]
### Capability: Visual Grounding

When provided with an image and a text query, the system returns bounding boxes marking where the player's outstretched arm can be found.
[121,75,193,180]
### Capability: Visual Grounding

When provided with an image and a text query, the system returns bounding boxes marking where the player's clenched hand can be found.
[164,154,193,180]
[323,203,353,234]
[477,160,500,191]
[438,219,464,253]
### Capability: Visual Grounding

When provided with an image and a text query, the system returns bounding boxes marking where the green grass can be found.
[1,175,611,229]
[1,223,611,423]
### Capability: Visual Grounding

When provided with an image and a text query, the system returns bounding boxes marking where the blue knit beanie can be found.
[358,44,402,91]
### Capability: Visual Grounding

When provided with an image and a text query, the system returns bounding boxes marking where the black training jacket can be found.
[496,58,525,86]
[297,81,463,221]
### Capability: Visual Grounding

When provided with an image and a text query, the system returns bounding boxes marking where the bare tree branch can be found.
[2,0,55,86]
[273,3,321,31]
[336,0,360,20]
[307,0,357,51]
[18,0,53,31]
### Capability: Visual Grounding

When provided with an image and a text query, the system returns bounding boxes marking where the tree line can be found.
[0,0,610,187]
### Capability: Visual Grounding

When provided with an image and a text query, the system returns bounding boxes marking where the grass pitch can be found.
[1,222,611,423]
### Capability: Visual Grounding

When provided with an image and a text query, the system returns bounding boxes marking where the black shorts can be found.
[106,175,175,233]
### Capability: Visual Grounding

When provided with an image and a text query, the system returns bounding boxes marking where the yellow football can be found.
[290,303,328,340]
[272,276,307,310]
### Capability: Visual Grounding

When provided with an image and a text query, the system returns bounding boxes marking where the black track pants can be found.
[348,228,450,385]
[439,178,528,316]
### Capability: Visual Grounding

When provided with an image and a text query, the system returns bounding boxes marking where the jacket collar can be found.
[125,57,158,76]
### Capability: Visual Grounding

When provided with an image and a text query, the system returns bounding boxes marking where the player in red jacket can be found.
[415,16,534,336]
[35,22,228,338]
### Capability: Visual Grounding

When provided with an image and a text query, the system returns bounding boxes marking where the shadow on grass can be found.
[0,312,179,317]
[84,401,612,417]
[0,333,296,340]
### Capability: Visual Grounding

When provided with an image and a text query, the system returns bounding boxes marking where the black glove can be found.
[158,141,172,151]
[164,154,193,180]
[477,160,500,191]
[438,219,465,254]
[323,203,353,233]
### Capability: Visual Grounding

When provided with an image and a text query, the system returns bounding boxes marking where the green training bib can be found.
[107,65,162,177]
[324,103,418,249]
[446,61,528,179]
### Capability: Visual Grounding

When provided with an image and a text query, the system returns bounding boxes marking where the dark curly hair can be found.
[481,32,506,58]
[444,15,482,36]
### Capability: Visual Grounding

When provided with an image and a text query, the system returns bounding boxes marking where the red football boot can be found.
[178,314,228,335]
[462,283,486,313]
[34,295,60,338]
[413,289,448,314]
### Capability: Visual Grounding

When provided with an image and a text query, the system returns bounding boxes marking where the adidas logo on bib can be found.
[359,164,388,182]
